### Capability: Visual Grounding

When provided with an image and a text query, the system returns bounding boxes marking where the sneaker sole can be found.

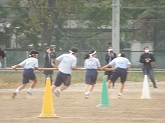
[12,93,17,99]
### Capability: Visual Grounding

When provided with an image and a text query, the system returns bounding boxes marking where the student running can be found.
[83,50,101,99]
[11,50,41,99]
[101,53,131,99]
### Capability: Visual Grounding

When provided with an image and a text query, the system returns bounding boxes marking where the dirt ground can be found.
[0,82,165,123]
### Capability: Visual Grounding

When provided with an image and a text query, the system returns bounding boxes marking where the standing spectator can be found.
[11,50,41,99]
[105,45,117,88]
[101,53,131,99]
[83,50,101,99]
[43,47,56,85]
[0,47,6,60]
[139,46,157,88]
[50,47,56,65]
[0,47,6,68]
[51,47,81,97]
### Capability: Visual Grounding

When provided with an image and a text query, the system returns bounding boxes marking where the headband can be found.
[69,50,75,54]
[89,51,96,58]
[90,51,96,55]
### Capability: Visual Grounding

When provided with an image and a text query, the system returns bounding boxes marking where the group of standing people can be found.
[9,45,157,99]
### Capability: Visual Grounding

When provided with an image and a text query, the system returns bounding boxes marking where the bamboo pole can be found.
[5,68,58,70]
[4,67,115,71]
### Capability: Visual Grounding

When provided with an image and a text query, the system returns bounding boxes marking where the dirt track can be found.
[0,82,165,123]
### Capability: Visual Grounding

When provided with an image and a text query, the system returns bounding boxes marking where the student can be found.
[43,47,56,85]
[83,50,101,99]
[11,50,41,98]
[51,47,81,97]
[101,53,131,99]
[139,46,157,88]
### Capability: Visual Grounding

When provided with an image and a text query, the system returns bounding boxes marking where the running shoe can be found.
[85,93,90,99]
[54,90,60,97]
[118,93,123,99]
[12,92,17,99]
[27,91,32,96]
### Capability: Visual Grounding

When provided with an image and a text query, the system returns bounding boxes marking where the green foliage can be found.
[1,0,165,50]
[82,1,112,28]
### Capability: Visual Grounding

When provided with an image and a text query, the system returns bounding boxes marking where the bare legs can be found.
[12,79,37,98]
[85,84,95,93]
[107,80,125,98]
[51,84,68,92]
[51,84,69,97]
[84,84,95,98]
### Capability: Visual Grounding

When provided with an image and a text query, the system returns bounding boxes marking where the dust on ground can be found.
[0,82,165,123]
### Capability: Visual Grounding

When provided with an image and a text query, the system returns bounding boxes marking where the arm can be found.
[105,54,109,63]
[55,59,59,68]
[12,59,27,68]
[139,54,145,63]
[72,66,85,70]
[101,64,111,70]
[127,64,131,71]
[12,64,21,68]
[150,54,156,62]
[34,67,42,71]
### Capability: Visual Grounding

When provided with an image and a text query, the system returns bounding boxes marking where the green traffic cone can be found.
[97,76,111,107]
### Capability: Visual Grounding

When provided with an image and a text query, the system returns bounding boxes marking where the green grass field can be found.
[0,71,165,89]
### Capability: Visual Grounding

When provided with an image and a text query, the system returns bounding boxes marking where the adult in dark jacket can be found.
[0,47,5,59]
[104,46,116,88]
[43,47,56,85]
[139,46,157,88]
[0,47,6,68]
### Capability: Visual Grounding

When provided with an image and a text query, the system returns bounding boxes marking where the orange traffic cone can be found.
[38,77,59,118]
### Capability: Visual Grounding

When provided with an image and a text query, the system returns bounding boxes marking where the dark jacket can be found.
[104,52,116,75]
[105,53,116,64]
[139,52,155,67]
[43,52,56,74]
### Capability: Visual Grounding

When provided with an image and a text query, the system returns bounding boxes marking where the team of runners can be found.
[0,46,157,99]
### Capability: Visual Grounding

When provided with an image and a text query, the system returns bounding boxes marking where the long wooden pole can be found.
[5,68,58,70]
[4,67,115,71]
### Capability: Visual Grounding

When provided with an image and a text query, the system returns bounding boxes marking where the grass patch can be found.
[0,71,164,89]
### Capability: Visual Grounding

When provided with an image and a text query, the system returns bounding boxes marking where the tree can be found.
[4,0,165,51]
[27,0,85,50]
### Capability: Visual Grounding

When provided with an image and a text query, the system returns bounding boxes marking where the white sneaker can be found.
[118,93,123,99]
[85,92,90,99]
[54,90,60,97]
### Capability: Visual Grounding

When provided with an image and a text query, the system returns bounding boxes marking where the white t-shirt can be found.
[109,57,131,69]
[19,57,38,69]
[84,57,101,69]
[56,54,77,74]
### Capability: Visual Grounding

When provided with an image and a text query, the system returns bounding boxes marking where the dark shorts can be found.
[23,69,36,84]
[109,68,127,83]
[85,69,98,85]
[54,71,71,87]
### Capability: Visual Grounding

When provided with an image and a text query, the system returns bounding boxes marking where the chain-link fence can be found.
[1,1,165,51]
[0,50,165,69]
[0,1,165,69]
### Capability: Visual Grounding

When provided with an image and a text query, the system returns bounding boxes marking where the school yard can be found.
[0,80,165,123]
